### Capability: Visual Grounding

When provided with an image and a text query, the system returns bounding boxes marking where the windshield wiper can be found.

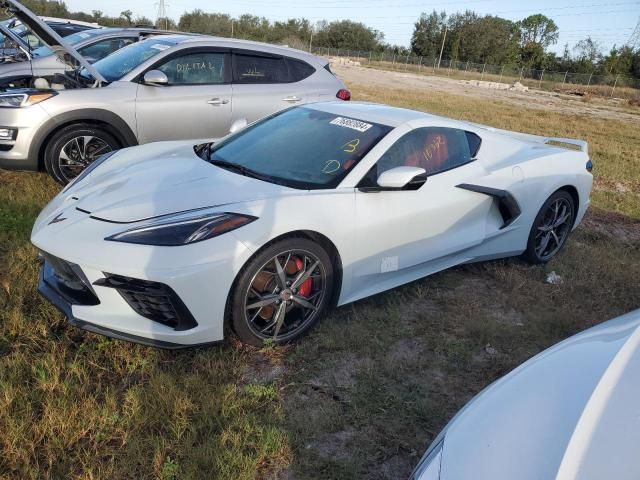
[210,159,275,183]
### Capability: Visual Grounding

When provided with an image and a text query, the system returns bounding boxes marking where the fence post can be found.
[337,48,340,57]
[611,74,620,97]
[518,66,524,82]
[562,71,568,85]
[433,57,437,73]
[447,60,452,76]
[418,56,423,72]
[405,54,409,70]
[465,61,469,77]
[499,65,504,83]
[538,69,545,89]
[480,63,486,81]
[587,71,593,87]
[369,51,372,63]
[392,53,396,66]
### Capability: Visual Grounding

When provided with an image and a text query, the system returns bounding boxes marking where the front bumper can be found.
[0,103,51,170]
[38,261,211,349]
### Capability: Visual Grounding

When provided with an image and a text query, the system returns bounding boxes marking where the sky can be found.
[64,0,640,54]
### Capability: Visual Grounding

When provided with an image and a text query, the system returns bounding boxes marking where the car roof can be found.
[163,35,326,64]
[304,101,441,127]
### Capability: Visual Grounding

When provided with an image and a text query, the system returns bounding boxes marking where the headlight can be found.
[410,439,444,480]
[0,91,57,108]
[62,150,118,193]
[106,210,257,246]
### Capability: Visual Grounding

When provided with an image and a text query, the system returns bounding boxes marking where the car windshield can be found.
[31,29,99,57]
[87,38,174,81]
[209,107,392,189]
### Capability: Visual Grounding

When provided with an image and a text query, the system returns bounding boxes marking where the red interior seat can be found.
[404,132,449,173]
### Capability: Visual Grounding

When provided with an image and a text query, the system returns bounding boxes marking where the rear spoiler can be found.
[464,121,589,155]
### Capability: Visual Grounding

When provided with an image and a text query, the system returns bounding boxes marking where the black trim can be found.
[94,274,198,331]
[456,183,522,228]
[38,265,219,350]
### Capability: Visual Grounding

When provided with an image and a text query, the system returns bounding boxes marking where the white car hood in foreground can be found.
[63,141,297,223]
[437,309,640,480]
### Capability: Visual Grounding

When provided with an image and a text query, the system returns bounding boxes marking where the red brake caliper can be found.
[294,257,313,297]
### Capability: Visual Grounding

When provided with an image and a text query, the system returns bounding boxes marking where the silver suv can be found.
[0,0,349,184]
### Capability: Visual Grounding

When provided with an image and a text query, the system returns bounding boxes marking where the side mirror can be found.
[229,118,248,134]
[376,166,427,190]
[143,70,169,86]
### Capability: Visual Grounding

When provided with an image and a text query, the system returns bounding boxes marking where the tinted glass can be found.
[92,39,175,81]
[157,52,225,85]
[234,54,288,83]
[210,107,392,189]
[287,58,315,82]
[465,131,482,157]
[32,29,100,57]
[367,127,474,181]
[78,37,136,62]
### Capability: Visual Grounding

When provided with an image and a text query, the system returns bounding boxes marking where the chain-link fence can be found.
[312,47,640,100]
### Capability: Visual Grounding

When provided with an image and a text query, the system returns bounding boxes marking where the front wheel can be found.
[523,190,575,264]
[44,124,120,185]
[230,238,334,346]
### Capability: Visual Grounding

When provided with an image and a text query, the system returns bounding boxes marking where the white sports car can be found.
[31,102,593,347]
[410,308,640,480]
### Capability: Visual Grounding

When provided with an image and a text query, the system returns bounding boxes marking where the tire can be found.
[230,237,334,346]
[44,124,120,185]
[523,189,575,264]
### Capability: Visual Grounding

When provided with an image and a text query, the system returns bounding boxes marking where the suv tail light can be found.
[336,89,351,101]
[586,159,593,172]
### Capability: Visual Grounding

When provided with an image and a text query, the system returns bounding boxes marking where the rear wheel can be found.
[44,124,120,185]
[523,190,575,264]
[230,238,334,346]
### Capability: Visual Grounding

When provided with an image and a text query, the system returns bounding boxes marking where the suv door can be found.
[134,48,232,143]
[230,50,316,123]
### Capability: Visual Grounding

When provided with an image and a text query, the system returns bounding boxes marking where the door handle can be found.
[207,98,229,106]
[282,95,301,103]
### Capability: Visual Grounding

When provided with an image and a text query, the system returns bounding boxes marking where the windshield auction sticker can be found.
[330,117,372,132]
[150,44,171,51]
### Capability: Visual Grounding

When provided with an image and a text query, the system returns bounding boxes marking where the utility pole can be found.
[231,20,234,38]
[437,25,447,69]
[155,0,168,30]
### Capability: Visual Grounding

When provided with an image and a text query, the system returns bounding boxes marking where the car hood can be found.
[60,140,299,224]
[0,0,106,82]
[438,309,640,480]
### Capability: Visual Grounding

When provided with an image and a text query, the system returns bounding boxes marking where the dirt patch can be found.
[582,208,640,244]
[333,63,640,125]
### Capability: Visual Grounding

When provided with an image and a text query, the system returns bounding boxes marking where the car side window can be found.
[233,53,289,83]
[287,58,316,82]
[78,37,136,63]
[360,127,478,187]
[156,52,226,85]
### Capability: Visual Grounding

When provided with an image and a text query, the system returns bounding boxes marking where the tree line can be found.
[15,0,640,78]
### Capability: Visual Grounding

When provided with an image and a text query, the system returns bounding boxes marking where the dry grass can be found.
[1,80,639,479]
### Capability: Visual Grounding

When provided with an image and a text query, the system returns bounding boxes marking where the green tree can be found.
[410,10,447,58]
[313,20,384,52]
[120,10,133,26]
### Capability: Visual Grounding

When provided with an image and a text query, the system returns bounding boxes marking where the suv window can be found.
[234,53,288,83]
[157,52,226,85]
[78,37,136,63]
[287,58,315,82]
[362,127,478,185]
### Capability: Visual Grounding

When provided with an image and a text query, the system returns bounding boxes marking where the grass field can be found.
[1,79,639,479]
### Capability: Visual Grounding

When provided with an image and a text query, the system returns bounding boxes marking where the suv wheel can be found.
[44,124,120,185]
